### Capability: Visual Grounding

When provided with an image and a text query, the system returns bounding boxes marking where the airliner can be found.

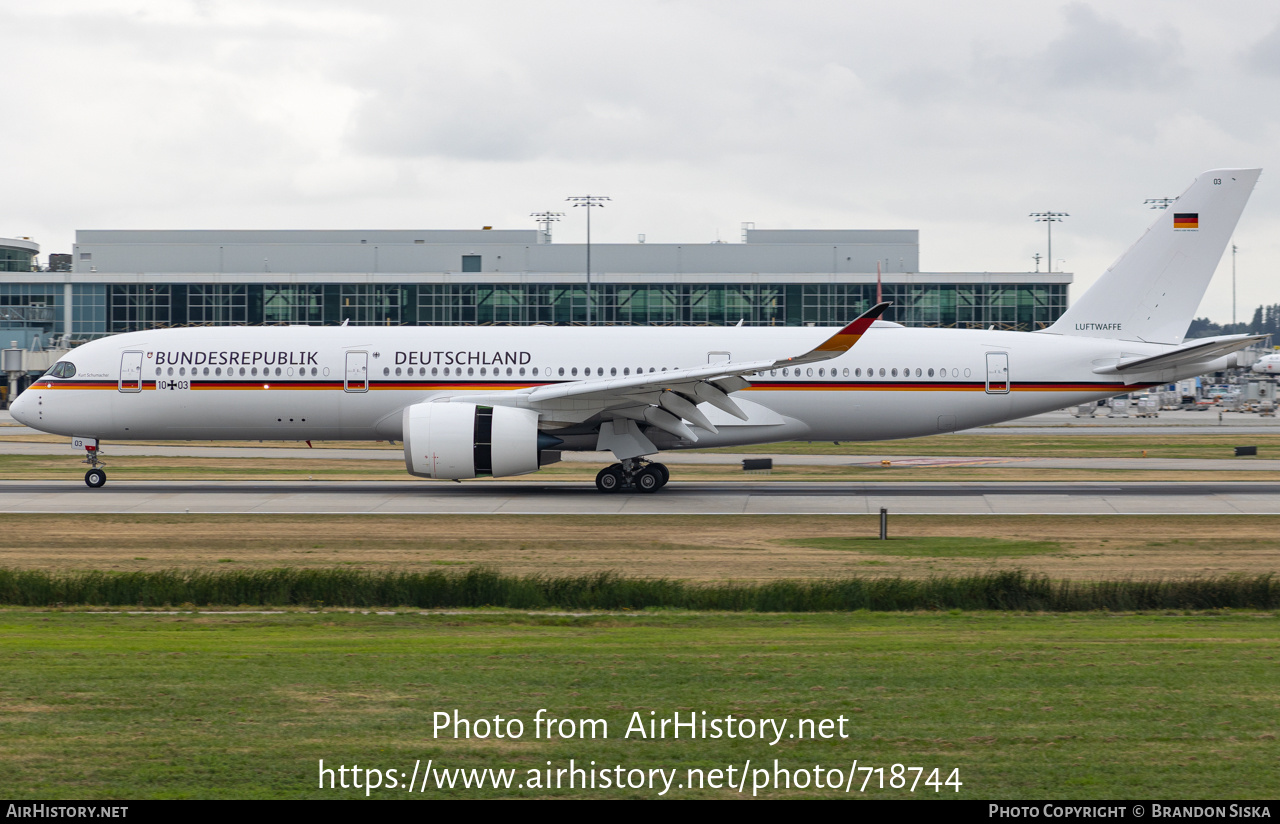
[11,168,1264,492]
[1252,353,1280,374]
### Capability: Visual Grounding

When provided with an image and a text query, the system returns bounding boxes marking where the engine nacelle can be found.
[402,402,541,480]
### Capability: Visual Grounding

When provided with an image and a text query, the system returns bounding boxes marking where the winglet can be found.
[787,302,891,365]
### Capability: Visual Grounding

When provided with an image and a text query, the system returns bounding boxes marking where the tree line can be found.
[1187,304,1280,338]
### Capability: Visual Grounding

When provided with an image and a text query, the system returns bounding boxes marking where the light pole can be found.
[1232,243,1238,326]
[530,211,564,244]
[1029,211,1068,272]
[566,195,610,325]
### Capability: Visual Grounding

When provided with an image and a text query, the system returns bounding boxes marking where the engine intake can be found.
[403,402,544,480]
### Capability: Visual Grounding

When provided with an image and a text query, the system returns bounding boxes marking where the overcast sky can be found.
[4,0,1280,322]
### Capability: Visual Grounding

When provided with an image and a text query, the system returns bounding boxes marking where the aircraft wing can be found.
[1092,333,1266,376]
[463,302,889,441]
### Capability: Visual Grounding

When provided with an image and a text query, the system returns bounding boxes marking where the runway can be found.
[3,441,1280,471]
[4,479,1280,515]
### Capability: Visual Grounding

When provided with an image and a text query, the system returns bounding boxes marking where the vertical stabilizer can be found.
[1045,168,1260,344]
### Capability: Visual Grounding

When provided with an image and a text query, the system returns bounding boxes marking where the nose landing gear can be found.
[594,458,669,493]
[78,439,107,488]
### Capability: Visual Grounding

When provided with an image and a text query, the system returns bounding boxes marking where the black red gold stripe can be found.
[33,379,1155,393]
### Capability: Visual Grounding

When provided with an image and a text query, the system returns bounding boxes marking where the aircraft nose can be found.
[9,387,35,427]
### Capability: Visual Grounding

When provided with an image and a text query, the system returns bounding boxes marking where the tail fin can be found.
[1045,168,1260,344]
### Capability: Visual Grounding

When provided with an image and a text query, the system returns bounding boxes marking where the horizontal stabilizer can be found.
[1092,334,1266,375]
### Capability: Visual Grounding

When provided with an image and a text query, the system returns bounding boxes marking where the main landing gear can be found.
[82,443,107,488]
[594,459,669,493]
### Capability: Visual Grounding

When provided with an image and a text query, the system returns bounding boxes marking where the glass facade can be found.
[0,248,36,273]
[801,283,1067,330]
[20,281,1063,335]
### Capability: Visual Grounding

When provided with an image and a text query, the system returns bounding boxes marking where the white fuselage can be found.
[14,324,1188,450]
[1252,354,1280,374]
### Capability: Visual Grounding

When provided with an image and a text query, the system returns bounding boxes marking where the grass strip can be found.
[1,567,1277,611]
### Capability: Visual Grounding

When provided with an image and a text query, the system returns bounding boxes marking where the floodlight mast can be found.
[1029,211,1069,273]
[566,195,610,325]
[530,211,564,244]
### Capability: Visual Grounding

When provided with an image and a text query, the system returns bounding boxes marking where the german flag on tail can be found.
[1173,212,1199,230]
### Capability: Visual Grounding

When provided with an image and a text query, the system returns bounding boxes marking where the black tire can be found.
[651,462,670,488]
[635,466,662,493]
[595,466,624,493]
[85,468,106,489]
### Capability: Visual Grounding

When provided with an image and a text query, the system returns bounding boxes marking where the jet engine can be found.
[402,402,547,480]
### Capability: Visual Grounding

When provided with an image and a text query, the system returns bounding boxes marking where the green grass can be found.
[778,537,1061,558]
[0,610,1276,799]
[1,567,1277,612]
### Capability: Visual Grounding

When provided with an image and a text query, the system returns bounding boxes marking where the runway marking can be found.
[855,457,1034,467]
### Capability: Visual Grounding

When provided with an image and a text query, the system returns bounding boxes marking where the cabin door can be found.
[344,351,368,393]
[119,351,143,393]
[985,352,1010,394]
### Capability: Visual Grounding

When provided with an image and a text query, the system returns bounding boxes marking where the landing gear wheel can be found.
[85,468,107,489]
[650,462,670,489]
[634,465,663,493]
[595,465,625,493]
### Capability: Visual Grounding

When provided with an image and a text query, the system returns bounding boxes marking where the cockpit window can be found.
[44,361,76,379]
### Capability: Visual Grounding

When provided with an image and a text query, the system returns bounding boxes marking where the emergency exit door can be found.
[344,351,368,393]
[119,351,143,393]
[985,352,1010,394]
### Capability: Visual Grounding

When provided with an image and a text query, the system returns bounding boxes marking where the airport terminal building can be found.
[3,228,1069,341]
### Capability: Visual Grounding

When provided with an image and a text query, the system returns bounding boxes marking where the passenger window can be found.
[532,367,538,376]
[239,367,246,376]
[480,367,486,376]
[571,367,578,376]
[251,367,258,376]
[915,368,921,377]
[843,368,849,377]
[879,368,885,377]
[891,368,898,377]
[384,367,391,376]
[928,368,934,377]
[432,367,438,376]
[203,367,209,376]
[558,367,565,376]
[276,367,282,377]
[215,367,222,376]
[782,368,789,377]
[518,367,525,376]
[467,367,474,376]
[507,367,513,376]
[624,368,630,376]
[444,367,450,376]
[855,368,861,377]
